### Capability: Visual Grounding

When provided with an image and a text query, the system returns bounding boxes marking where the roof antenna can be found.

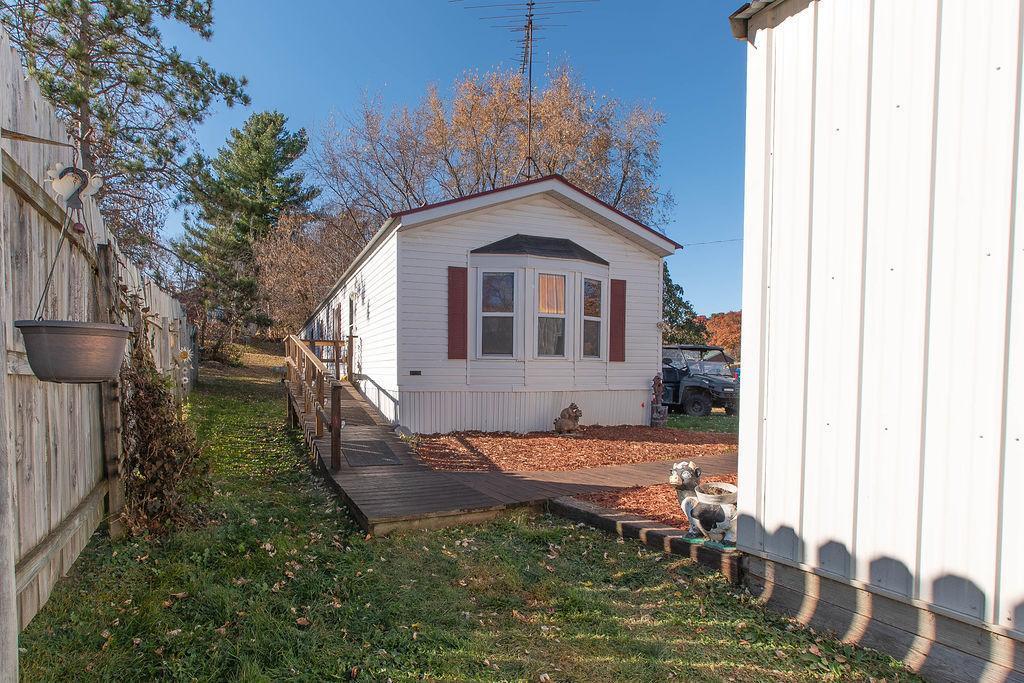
[452,0,597,181]
[518,0,541,180]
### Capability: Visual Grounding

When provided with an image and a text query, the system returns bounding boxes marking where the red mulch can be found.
[577,474,740,531]
[414,425,737,472]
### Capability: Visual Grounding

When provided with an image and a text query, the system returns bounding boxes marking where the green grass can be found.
[18,356,918,681]
[666,412,740,434]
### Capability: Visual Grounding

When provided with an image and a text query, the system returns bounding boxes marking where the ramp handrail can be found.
[284,335,345,471]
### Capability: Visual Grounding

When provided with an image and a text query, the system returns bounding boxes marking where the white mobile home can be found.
[732,1,1022,680]
[301,175,679,434]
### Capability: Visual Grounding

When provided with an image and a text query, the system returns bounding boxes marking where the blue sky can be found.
[162,0,746,314]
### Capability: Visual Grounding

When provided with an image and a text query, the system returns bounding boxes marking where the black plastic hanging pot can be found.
[14,165,130,383]
[14,320,130,383]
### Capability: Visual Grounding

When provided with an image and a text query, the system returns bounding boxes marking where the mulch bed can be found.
[577,474,740,531]
[414,425,737,472]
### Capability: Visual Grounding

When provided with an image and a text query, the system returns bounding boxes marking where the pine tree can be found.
[0,0,248,267]
[662,264,708,345]
[176,111,318,354]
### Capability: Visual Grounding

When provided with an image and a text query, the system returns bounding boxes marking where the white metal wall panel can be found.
[741,0,1023,634]
[800,0,870,580]
[918,0,1020,622]
[1000,49,1024,630]
[855,0,938,600]
[759,1,816,562]
[736,5,772,554]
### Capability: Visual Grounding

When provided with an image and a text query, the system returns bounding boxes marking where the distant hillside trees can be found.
[0,0,248,270]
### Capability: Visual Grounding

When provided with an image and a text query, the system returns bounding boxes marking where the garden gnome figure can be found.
[668,461,738,544]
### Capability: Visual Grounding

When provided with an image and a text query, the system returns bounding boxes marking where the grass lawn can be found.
[666,412,740,434]
[18,351,918,681]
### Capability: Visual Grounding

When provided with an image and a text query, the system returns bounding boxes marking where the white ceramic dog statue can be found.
[669,461,738,544]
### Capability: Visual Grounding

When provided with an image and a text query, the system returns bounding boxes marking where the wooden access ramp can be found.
[282,336,738,535]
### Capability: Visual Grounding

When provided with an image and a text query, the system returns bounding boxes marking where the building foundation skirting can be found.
[400,388,649,434]
[745,556,1024,683]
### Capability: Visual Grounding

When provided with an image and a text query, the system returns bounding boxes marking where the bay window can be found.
[480,271,515,356]
[582,277,602,358]
[537,273,566,356]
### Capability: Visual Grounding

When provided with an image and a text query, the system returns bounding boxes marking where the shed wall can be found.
[739,0,1023,640]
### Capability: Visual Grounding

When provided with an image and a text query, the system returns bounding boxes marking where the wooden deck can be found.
[285,378,737,535]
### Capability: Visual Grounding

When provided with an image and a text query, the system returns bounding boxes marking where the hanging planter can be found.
[14,161,130,383]
[14,320,130,383]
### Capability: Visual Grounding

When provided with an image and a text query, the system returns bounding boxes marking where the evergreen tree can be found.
[0,0,248,267]
[661,264,709,345]
[177,111,318,353]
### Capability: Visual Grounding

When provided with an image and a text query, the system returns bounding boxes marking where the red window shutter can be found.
[609,279,626,362]
[448,266,468,360]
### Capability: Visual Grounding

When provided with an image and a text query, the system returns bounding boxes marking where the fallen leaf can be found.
[296,617,311,627]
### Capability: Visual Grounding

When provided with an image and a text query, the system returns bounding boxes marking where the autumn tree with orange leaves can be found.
[311,65,674,246]
[700,311,742,360]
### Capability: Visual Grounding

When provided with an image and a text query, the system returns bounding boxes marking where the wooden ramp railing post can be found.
[331,382,342,471]
[315,374,325,438]
[335,339,344,382]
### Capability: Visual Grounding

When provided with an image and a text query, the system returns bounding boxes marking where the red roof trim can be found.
[390,174,683,250]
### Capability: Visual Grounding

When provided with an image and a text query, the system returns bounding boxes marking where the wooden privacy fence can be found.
[284,336,346,471]
[0,28,195,679]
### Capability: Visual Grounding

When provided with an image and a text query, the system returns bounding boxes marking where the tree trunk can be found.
[76,7,94,172]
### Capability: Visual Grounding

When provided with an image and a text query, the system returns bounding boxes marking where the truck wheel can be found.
[683,392,712,417]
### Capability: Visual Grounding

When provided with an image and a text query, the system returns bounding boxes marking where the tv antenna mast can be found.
[452,0,596,179]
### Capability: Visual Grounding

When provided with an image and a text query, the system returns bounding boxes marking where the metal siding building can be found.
[734,0,1023,678]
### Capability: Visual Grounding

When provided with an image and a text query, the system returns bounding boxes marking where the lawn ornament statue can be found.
[553,403,582,434]
[669,461,738,544]
[650,374,668,427]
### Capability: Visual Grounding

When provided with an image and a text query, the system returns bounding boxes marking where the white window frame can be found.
[580,276,606,360]
[535,271,569,358]
[477,270,517,358]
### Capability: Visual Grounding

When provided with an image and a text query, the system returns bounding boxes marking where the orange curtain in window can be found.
[538,274,565,314]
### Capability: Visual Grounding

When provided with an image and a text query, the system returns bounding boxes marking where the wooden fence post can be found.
[96,244,126,540]
[0,155,18,680]
[331,383,342,472]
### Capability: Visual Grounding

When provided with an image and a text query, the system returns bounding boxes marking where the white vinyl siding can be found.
[396,194,662,430]
[303,230,399,423]
[740,0,1024,638]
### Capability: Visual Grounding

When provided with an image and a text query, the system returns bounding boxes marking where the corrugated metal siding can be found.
[740,0,1023,634]
[401,389,647,434]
